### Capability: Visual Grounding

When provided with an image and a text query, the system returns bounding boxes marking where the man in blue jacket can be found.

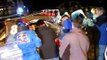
[83,7,107,60]
[14,20,42,60]
[93,7,107,60]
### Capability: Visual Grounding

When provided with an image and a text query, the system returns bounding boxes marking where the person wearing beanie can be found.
[14,20,42,60]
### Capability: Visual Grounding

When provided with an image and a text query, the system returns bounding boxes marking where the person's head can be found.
[17,20,29,32]
[95,7,105,17]
[61,15,70,21]
[36,19,46,27]
[61,15,70,25]
[72,20,82,29]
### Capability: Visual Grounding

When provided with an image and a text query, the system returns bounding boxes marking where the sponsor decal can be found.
[17,34,30,44]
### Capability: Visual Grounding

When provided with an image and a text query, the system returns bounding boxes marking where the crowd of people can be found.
[3,5,107,60]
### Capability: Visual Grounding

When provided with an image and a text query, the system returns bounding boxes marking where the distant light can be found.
[0,8,3,11]
[17,7,24,15]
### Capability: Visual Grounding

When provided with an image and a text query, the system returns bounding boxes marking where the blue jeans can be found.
[98,45,106,60]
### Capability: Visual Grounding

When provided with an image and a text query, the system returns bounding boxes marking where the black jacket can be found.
[35,26,59,59]
[94,14,107,26]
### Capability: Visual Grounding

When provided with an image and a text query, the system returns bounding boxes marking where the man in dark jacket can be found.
[35,19,59,60]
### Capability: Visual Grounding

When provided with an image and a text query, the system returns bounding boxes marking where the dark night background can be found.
[22,0,106,12]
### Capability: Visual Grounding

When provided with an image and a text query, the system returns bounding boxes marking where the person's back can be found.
[35,19,59,60]
[70,30,89,60]
[59,21,89,60]
[14,21,42,60]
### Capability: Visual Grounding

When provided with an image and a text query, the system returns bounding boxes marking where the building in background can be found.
[0,0,28,20]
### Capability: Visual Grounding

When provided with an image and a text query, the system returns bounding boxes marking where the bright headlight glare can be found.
[17,7,24,15]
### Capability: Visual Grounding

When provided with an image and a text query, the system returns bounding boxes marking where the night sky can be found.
[23,0,65,11]
[22,0,106,12]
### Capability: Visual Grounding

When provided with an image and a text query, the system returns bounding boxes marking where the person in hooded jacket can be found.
[59,15,72,40]
[14,20,42,60]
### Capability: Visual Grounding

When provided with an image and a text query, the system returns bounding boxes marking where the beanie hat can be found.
[17,19,28,32]
[17,18,27,26]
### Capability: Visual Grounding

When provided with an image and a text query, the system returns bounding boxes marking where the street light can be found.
[17,7,24,16]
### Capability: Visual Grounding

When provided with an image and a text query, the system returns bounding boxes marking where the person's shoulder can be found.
[42,26,53,30]
[64,32,76,38]
[62,33,77,42]
[68,18,72,21]
[23,30,35,34]
[28,30,35,32]
[101,22,107,26]
[65,19,72,23]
